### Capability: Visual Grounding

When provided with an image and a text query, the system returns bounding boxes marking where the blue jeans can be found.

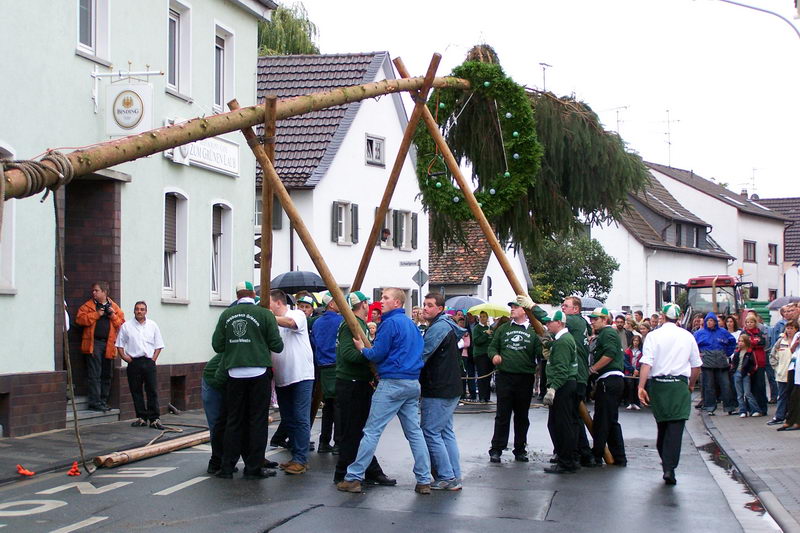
[345,379,431,484]
[420,396,461,481]
[733,371,759,415]
[775,381,791,421]
[276,379,314,465]
[701,367,737,413]
[201,378,224,437]
[765,364,778,401]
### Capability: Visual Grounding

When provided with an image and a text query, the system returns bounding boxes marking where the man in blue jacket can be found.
[337,288,432,494]
[693,312,737,414]
[311,296,343,453]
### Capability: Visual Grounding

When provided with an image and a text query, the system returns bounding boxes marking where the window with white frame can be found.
[390,209,418,251]
[210,203,232,302]
[254,188,283,231]
[213,25,234,111]
[163,191,188,301]
[167,2,191,98]
[365,135,385,166]
[743,240,757,263]
[768,243,778,265]
[76,0,110,62]
[331,201,358,245]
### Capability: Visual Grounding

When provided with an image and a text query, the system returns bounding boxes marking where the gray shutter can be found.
[411,213,418,250]
[272,194,283,230]
[392,210,400,248]
[212,205,223,236]
[411,289,419,308]
[331,201,339,242]
[351,203,359,244]
[164,194,177,253]
[373,288,382,303]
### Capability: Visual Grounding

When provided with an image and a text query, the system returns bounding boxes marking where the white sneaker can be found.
[632,404,641,410]
[626,404,633,410]
[751,412,763,418]
[739,413,747,418]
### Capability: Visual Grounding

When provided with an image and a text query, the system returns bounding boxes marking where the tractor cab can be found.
[663,275,756,328]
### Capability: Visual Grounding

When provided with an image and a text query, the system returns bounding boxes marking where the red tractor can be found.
[663,275,757,327]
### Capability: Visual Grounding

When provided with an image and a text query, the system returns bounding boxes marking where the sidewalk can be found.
[0,410,210,485]
[702,404,800,533]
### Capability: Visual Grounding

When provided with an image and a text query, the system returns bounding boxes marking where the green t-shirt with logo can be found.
[489,321,541,374]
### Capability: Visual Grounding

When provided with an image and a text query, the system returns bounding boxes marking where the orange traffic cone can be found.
[67,462,81,476]
[16,464,35,476]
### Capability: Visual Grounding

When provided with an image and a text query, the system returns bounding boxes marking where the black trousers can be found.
[334,379,385,482]
[320,397,342,446]
[573,382,593,461]
[220,371,271,475]
[491,372,535,453]
[548,380,578,469]
[126,357,159,421]
[592,375,627,462]
[656,420,685,472]
[538,358,548,399]
[623,376,641,406]
[474,355,493,402]
[87,339,113,407]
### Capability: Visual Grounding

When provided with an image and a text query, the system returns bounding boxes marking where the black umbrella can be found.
[445,295,486,310]
[268,270,328,294]
[767,296,800,310]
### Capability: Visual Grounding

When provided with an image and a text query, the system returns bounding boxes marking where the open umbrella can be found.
[445,295,486,311]
[580,296,604,310]
[467,302,510,318]
[767,296,800,310]
[269,271,327,294]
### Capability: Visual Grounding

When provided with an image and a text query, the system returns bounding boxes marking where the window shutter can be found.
[272,195,283,230]
[212,205,223,236]
[164,194,177,253]
[331,201,339,242]
[411,213,418,250]
[392,210,400,248]
[411,289,419,308]
[373,288,382,303]
[351,203,359,244]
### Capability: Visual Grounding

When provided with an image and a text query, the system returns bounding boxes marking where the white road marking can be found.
[0,500,67,517]
[153,476,209,496]
[49,516,108,533]
[97,467,176,478]
[175,444,212,454]
[36,482,132,495]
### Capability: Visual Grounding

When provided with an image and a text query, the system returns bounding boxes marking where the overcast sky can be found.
[298,0,800,199]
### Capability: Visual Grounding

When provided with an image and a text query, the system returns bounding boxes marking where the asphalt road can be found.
[0,408,746,532]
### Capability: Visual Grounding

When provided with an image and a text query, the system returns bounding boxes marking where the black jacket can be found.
[420,313,464,398]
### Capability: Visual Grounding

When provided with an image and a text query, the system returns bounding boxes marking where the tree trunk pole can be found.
[260,96,277,304]
[350,54,441,291]
[2,76,470,201]
[393,59,544,336]
[229,102,371,347]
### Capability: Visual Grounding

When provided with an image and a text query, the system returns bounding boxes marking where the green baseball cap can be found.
[589,307,610,318]
[235,281,255,292]
[549,310,567,322]
[662,303,681,319]
[347,291,370,307]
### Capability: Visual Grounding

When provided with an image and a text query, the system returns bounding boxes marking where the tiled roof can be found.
[429,223,492,285]
[646,162,787,222]
[630,175,706,225]
[757,197,800,263]
[256,53,387,188]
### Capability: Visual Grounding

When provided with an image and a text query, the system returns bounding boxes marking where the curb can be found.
[701,412,800,533]
[0,427,208,486]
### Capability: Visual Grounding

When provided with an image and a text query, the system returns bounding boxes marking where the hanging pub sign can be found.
[164,117,240,177]
[106,83,154,137]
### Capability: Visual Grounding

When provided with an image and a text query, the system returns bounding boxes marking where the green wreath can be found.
[413,61,542,224]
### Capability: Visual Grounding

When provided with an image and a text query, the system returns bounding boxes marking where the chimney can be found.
[740,188,748,198]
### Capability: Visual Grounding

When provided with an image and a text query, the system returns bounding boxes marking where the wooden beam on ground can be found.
[229,102,371,348]
[3,76,470,201]
[351,54,441,291]
[393,59,544,336]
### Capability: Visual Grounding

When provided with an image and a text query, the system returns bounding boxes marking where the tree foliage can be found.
[525,234,619,305]
[258,2,319,56]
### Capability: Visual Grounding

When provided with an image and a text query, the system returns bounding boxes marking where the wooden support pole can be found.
[94,431,210,468]
[393,59,544,336]
[260,96,277,304]
[3,76,470,201]
[228,102,371,348]
[350,54,441,291]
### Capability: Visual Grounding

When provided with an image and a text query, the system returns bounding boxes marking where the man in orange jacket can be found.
[76,281,124,411]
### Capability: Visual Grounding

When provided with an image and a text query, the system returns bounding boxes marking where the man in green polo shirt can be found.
[487,298,542,463]
[588,307,627,467]
[542,310,579,474]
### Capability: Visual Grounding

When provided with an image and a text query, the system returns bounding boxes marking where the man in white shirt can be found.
[638,303,702,486]
[115,301,165,429]
[270,289,315,475]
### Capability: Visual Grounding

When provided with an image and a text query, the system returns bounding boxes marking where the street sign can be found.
[412,269,428,287]
[399,261,419,267]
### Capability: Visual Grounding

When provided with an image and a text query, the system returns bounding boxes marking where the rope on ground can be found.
[145,425,184,447]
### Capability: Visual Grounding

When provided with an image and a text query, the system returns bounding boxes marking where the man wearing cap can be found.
[543,310,580,474]
[588,307,628,466]
[212,281,283,479]
[487,297,543,463]
[269,289,315,475]
[337,288,431,494]
[333,291,396,487]
[638,304,701,485]
[419,292,466,490]
[311,292,343,453]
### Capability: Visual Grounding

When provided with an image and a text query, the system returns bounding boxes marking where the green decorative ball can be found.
[453,196,460,203]
[504,171,511,178]
[512,131,519,138]
[439,102,446,109]
[489,188,496,195]
[505,112,513,119]
[435,182,442,188]
[483,81,491,87]
[478,202,483,208]
[513,153,520,160]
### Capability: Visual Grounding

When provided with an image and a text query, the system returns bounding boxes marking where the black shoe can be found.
[549,454,559,464]
[308,441,315,452]
[270,439,290,449]
[263,459,279,469]
[514,452,529,462]
[243,467,277,479]
[364,473,397,486]
[663,469,676,485]
[100,403,113,412]
[215,470,233,479]
[88,404,106,412]
[545,464,577,474]
[489,449,502,463]
[331,445,340,455]
[580,457,599,467]
[317,443,335,454]
[149,419,165,430]
[766,419,784,426]
[207,461,221,474]
[768,399,778,405]
[612,458,627,467]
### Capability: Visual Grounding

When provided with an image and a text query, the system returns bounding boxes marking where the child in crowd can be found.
[623,332,643,410]
[731,334,759,417]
